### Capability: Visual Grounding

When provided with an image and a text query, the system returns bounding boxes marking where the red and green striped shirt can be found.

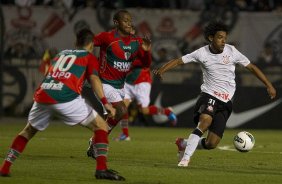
[34,49,99,104]
[94,29,151,89]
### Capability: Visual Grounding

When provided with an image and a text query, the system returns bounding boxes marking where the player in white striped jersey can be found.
[153,21,276,167]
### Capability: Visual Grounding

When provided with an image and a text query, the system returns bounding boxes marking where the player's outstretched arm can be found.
[89,74,116,117]
[245,63,276,99]
[153,58,184,80]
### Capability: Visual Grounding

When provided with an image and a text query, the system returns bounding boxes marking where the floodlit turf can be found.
[0,118,282,184]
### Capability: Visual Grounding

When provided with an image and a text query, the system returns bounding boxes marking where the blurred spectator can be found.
[184,0,205,11]
[154,48,169,67]
[5,42,37,59]
[178,0,239,54]
[1,0,281,11]
[274,0,282,12]
[235,0,275,11]
[13,0,54,6]
[14,0,35,6]
[256,43,275,67]
[235,0,249,10]
[252,0,275,11]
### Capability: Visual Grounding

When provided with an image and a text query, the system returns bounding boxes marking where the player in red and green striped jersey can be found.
[94,9,151,125]
[86,9,152,158]
[117,61,177,141]
[113,26,177,141]
[0,29,125,181]
[86,10,151,147]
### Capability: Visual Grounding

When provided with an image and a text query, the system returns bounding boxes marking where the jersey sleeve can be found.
[181,49,200,64]
[137,49,152,68]
[86,54,100,81]
[132,58,142,68]
[136,36,151,67]
[232,46,251,67]
[93,32,107,47]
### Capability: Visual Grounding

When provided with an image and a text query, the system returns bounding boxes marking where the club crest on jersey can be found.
[124,52,131,60]
[222,55,230,64]
[206,105,214,112]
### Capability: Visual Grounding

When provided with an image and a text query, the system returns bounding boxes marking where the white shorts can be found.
[102,83,125,103]
[28,96,98,131]
[124,82,151,108]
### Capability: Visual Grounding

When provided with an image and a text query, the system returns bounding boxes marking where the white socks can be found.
[182,134,201,160]
[181,137,205,149]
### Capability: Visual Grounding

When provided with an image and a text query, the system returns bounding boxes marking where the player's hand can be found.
[104,103,116,118]
[141,35,151,51]
[267,85,276,99]
[152,68,164,80]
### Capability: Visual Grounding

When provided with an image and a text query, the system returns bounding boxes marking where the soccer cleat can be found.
[86,138,97,159]
[114,133,131,141]
[95,169,125,181]
[175,138,185,161]
[178,158,190,167]
[167,108,177,126]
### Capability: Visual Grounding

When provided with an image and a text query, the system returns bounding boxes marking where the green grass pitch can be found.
[0,118,282,184]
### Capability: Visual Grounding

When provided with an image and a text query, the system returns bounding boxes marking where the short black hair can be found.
[204,21,229,42]
[113,9,130,21]
[75,28,94,48]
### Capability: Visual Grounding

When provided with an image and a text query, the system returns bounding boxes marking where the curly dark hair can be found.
[204,21,229,42]
[113,9,130,22]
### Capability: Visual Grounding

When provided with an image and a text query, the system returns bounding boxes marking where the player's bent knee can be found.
[205,142,218,150]
[115,104,128,120]
[93,115,108,131]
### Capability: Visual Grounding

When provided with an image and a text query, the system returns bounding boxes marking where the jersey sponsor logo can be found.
[113,61,131,72]
[213,91,230,101]
[153,93,281,127]
[41,80,64,90]
[123,46,132,50]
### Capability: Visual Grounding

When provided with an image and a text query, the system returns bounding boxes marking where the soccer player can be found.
[0,28,125,181]
[153,21,276,167]
[114,27,177,141]
[86,9,151,153]
[94,9,151,129]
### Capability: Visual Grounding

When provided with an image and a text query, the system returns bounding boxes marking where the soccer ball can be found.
[233,131,255,152]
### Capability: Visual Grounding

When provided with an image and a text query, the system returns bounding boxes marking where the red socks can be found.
[94,130,109,171]
[163,108,172,116]
[148,105,158,114]
[0,135,28,175]
[120,114,129,137]
[148,105,171,116]
[0,132,110,173]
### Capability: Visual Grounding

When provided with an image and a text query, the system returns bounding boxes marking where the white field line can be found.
[218,145,282,154]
